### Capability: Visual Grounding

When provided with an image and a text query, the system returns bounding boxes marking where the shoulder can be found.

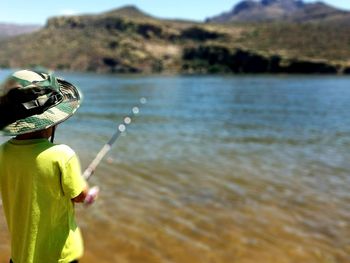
[0,139,12,150]
[52,144,76,156]
[0,141,5,152]
[45,144,77,163]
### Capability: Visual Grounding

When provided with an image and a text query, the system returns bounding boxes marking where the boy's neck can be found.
[15,128,53,140]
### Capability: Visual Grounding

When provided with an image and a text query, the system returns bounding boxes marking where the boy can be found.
[0,69,96,263]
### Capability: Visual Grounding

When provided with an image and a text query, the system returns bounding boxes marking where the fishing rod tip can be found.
[132,107,140,114]
[124,117,131,124]
[140,97,147,104]
[118,124,126,132]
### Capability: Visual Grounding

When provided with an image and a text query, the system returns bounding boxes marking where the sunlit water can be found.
[0,70,350,263]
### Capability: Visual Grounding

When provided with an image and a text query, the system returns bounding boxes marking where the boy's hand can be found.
[84,186,100,206]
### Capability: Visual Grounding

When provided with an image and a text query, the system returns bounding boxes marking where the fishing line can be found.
[82,97,147,181]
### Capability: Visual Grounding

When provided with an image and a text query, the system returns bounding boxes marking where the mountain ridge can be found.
[0,23,41,39]
[206,0,350,23]
[0,5,349,74]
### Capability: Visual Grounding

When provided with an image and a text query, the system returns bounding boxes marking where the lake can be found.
[0,70,349,263]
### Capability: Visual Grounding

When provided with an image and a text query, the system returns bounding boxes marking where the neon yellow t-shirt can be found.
[0,138,87,263]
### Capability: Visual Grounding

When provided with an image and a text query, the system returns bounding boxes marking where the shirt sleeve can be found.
[61,153,87,199]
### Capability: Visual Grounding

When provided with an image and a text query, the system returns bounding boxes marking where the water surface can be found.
[0,70,349,262]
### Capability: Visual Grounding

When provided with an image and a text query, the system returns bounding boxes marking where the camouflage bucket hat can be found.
[0,69,82,136]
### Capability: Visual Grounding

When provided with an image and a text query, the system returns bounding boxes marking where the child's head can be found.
[0,69,82,136]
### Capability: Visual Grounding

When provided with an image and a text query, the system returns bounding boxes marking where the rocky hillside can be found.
[206,0,350,23]
[0,5,349,74]
[0,23,41,39]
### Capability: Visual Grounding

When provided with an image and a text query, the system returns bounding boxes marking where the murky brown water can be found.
[0,71,349,262]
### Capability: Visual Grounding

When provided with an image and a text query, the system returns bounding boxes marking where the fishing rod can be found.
[82,97,147,181]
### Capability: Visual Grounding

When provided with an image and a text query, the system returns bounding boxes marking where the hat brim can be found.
[1,79,82,136]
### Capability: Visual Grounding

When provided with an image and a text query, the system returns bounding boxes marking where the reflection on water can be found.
[0,70,350,262]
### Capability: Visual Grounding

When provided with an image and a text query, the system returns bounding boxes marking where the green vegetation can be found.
[237,22,350,62]
[0,6,349,74]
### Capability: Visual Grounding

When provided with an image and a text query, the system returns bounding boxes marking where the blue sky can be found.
[1,0,350,24]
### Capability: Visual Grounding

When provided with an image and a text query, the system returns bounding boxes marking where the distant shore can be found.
[0,6,349,75]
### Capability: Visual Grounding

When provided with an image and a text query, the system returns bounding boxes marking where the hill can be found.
[0,23,41,39]
[0,5,349,74]
[206,0,350,23]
